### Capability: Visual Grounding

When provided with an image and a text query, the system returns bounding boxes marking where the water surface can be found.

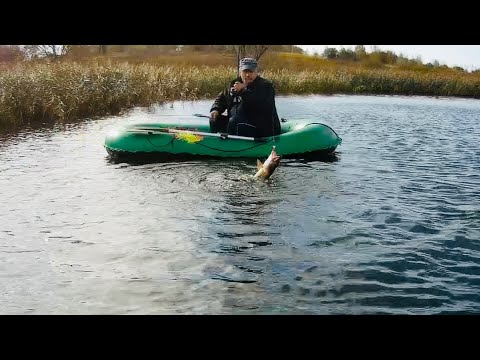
[1,95,479,314]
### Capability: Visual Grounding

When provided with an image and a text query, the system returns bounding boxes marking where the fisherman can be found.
[209,57,281,138]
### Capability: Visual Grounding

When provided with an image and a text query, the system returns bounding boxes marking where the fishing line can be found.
[304,122,342,140]
[194,138,274,153]
[145,135,175,148]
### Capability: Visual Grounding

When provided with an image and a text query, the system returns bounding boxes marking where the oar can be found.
[127,127,269,142]
[134,114,212,118]
[193,113,211,119]
[194,113,288,123]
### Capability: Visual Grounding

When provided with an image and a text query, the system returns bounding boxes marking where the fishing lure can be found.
[174,132,204,143]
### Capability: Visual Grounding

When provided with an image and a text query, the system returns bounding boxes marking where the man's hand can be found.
[232,81,246,93]
[210,110,220,119]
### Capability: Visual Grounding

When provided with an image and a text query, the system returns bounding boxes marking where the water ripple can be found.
[1,95,480,314]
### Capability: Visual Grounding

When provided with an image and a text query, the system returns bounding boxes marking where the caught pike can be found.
[254,146,281,180]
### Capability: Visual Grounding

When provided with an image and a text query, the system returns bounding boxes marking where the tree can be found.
[338,48,356,61]
[252,45,269,61]
[323,47,338,59]
[24,45,71,59]
[354,45,367,61]
[232,45,270,66]
[267,45,303,54]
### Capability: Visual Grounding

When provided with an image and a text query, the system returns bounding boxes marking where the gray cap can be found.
[239,57,258,71]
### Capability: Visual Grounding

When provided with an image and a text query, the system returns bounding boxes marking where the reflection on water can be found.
[1,95,480,314]
[106,150,341,166]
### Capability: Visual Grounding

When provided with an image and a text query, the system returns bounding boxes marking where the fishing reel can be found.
[230,87,241,103]
[230,86,250,98]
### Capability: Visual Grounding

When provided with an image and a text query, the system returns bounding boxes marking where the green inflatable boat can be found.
[104,116,342,159]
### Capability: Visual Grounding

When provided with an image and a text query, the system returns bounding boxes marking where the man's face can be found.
[240,69,257,85]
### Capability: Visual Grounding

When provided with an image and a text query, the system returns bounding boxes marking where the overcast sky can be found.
[297,45,480,71]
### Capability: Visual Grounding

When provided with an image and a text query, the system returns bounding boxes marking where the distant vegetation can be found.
[1,45,479,132]
[4,45,478,73]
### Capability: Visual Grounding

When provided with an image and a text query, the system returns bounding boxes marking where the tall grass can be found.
[1,57,480,132]
[0,61,233,131]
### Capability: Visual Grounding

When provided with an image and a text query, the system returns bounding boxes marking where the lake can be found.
[1,94,479,314]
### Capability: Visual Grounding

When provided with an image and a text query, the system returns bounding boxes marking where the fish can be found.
[254,146,281,180]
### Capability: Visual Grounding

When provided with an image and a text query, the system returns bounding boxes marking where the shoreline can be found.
[1,60,479,133]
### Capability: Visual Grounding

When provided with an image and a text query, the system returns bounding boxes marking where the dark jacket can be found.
[210,76,281,137]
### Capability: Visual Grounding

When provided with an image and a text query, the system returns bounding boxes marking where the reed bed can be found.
[1,58,479,131]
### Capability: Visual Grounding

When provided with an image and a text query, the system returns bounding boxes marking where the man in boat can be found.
[209,57,281,138]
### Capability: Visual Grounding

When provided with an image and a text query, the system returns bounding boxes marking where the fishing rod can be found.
[194,113,287,122]
[126,126,269,142]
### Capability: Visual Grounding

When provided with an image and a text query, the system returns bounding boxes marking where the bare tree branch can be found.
[231,45,270,68]
[252,45,269,61]
[22,45,71,59]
